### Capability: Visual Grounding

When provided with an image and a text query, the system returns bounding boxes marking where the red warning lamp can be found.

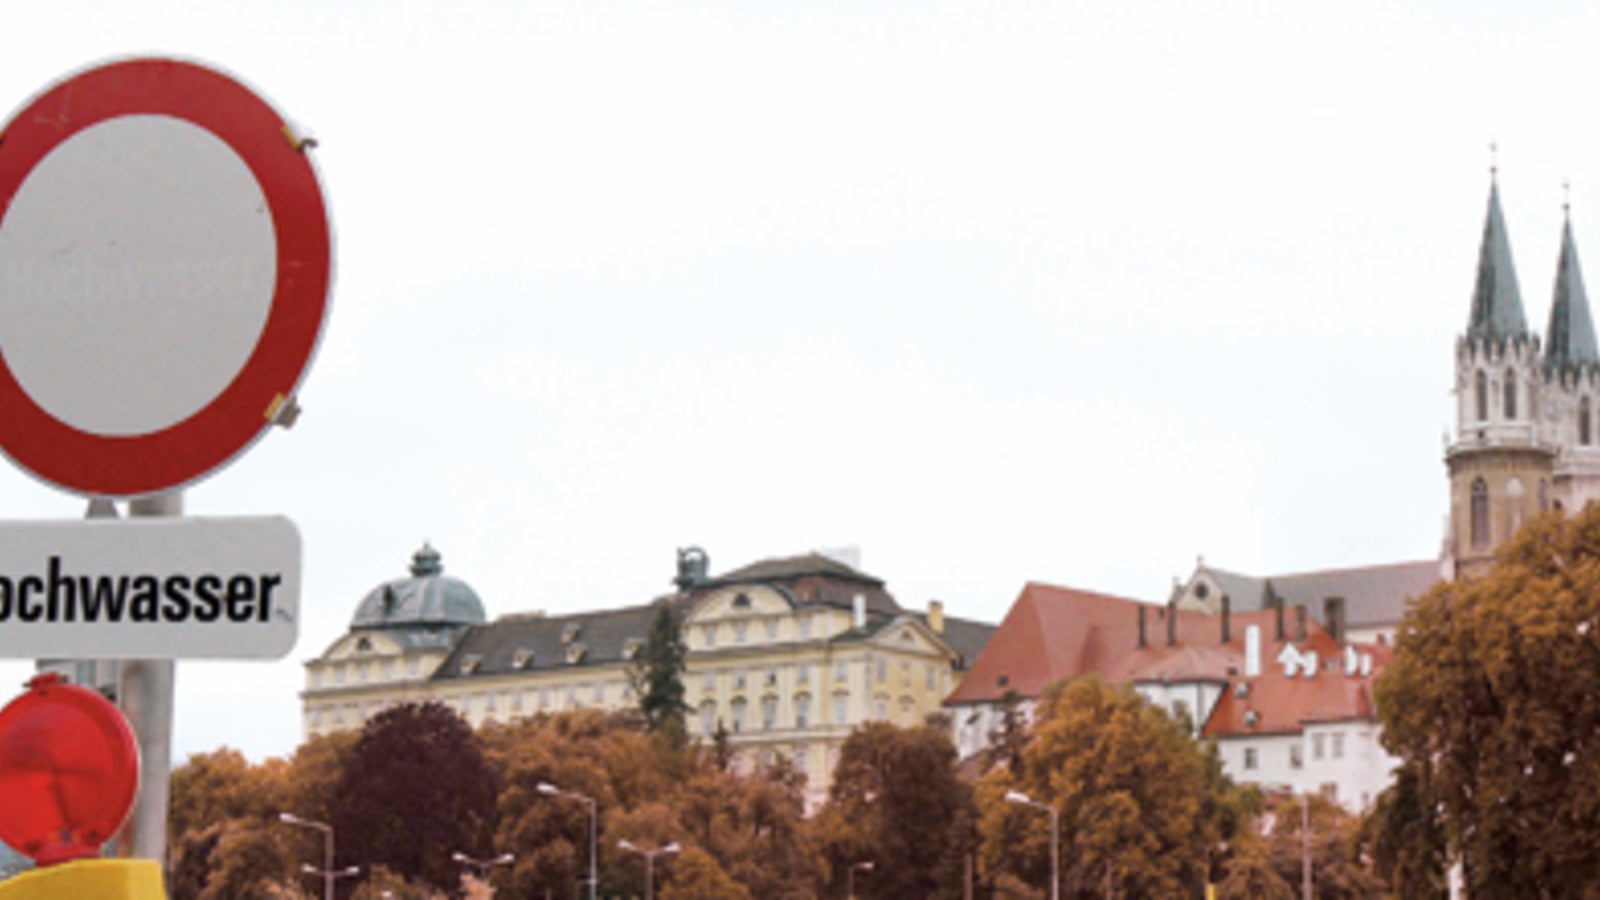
[0,674,138,866]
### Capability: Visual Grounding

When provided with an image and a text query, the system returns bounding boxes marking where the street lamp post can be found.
[848,860,874,899]
[299,863,360,895]
[1005,790,1059,900]
[453,850,515,891]
[538,781,597,900]
[617,840,680,900]
[279,812,338,900]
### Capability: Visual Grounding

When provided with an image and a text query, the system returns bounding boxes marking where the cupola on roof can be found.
[350,544,487,630]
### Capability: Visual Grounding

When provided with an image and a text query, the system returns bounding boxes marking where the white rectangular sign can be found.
[0,516,299,659]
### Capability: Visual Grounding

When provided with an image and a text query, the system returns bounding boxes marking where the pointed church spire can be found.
[1468,178,1530,342]
[1546,203,1600,371]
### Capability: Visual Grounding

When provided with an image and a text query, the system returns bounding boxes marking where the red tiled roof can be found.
[946,584,1280,704]
[945,581,1389,738]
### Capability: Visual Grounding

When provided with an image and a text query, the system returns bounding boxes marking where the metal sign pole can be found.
[115,491,181,865]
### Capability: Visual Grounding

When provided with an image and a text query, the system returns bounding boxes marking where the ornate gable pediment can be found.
[684,585,794,624]
[866,618,956,660]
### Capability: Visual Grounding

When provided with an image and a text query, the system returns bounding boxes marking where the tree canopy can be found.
[329,701,499,894]
[978,675,1248,899]
[1375,504,1600,896]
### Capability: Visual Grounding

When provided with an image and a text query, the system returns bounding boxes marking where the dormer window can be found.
[562,623,582,644]
[566,643,587,665]
[511,649,536,670]
[732,593,752,610]
[1504,369,1518,419]
[355,636,372,653]
[460,654,482,675]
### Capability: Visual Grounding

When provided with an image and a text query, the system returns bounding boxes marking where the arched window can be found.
[1476,371,1489,421]
[1504,370,1518,419]
[1582,397,1593,446]
[1471,478,1490,550]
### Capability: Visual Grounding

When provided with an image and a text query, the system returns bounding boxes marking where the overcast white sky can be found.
[1,1,1598,763]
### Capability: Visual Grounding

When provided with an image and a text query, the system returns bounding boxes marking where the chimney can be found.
[1295,605,1307,642]
[927,600,945,635]
[1167,600,1178,647]
[1244,625,1261,677]
[1138,605,1147,648]
[1220,594,1231,644]
[853,594,866,630]
[1324,596,1347,646]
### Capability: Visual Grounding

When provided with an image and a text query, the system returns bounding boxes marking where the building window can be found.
[877,658,888,683]
[1244,747,1258,770]
[484,692,498,713]
[833,693,848,725]
[1471,477,1490,550]
[703,625,716,649]
[310,709,322,728]
[835,661,848,682]
[795,694,811,729]
[1312,733,1325,760]
[765,619,778,641]
[408,658,421,678]
[334,666,345,685]
[1476,370,1488,421]
[925,665,936,691]
[700,701,716,736]
[799,617,812,640]
[702,670,716,692]
[874,696,888,722]
[565,684,577,707]
[762,696,778,731]
[765,667,779,687]
[381,660,395,680]
[1505,369,1518,419]
[310,669,322,688]
[1332,732,1345,759]
[593,682,605,703]
[538,687,550,709]
[795,745,808,773]
[734,669,747,690]
[1290,743,1304,769]
[798,663,811,685]
[731,698,747,733]
[734,622,748,645]
[511,691,524,713]
[900,661,911,686]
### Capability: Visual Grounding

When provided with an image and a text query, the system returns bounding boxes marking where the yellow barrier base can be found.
[0,859,164,900]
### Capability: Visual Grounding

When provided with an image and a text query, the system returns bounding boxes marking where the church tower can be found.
[1543,205,1600,510]
[1445,177,1553,576]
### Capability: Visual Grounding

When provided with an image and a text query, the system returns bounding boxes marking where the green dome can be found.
[351,544,487,630]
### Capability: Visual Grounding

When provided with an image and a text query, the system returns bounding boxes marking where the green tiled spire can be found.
[1468,181,1530,342]
[1546,213,1599,370]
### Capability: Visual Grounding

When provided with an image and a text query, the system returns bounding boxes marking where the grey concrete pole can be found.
[115,490,181,866]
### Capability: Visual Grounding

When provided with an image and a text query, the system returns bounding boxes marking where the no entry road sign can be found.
[0,57,332,498]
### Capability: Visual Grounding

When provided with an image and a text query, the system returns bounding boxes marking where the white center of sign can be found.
[0,115,275,436]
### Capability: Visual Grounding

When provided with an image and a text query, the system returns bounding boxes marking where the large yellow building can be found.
[301,545,992,808]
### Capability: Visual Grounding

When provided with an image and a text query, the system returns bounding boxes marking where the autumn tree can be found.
[659,845,751,900]
[1262,792,1385,899]
[814,722,975,899]
[632,599,690,744]
[167,748,296,898]
[978,675,1246,898]
[1374,505,1600,896]
[1355,768,1448,899]
[329,701,498,895]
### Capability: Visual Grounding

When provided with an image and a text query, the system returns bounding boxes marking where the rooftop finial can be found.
[1565,178,1572,220]
[1490,141,1498,181]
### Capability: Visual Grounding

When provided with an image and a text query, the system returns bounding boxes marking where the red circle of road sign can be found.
[0,674,139,866]
[0,57,331,498]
